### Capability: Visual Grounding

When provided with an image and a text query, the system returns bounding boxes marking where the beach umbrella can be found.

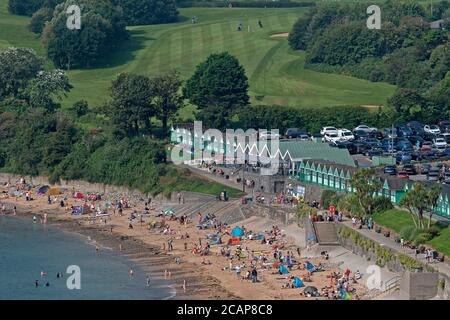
[164,210,174,215]
[304,286,318,296]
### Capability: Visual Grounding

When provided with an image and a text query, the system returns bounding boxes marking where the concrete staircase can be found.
[313,222,339,245]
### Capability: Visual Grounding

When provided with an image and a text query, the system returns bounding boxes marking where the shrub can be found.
[400,226,422,241]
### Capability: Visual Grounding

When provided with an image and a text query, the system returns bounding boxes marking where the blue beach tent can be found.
[293,277,305,288]
[306,261,315,270]
[278,264,289,274]
[231,227,245,237]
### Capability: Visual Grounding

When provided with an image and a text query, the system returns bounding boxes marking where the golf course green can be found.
[0,1,396,111]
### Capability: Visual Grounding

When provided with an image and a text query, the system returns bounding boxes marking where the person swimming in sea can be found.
[35,280,39,288]
[45,282,50,287]
[146,276,150,287]
[33,215,37,223]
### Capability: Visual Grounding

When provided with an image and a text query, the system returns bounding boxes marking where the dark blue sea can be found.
[0,215,175,300]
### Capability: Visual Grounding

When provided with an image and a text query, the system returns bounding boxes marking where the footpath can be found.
[339,219,450,280]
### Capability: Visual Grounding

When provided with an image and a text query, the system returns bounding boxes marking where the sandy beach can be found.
[0,181,368,300]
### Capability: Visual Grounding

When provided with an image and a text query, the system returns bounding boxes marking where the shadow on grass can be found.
[84,30,154,70]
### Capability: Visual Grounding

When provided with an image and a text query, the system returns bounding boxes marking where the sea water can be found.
[0,215,175,300]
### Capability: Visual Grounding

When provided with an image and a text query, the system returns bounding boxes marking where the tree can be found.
[184,52,249,129]
[68,100,89,117]
[25,70,72,112]
[8,0,46,16]
[29,7,54,34]
[110,73,155,136]
[288,16,311,50]
[349,169,383,221]
[42,0,127,69]
[112,0,178,26]
[0,47,45,98]
[399,183,441,229]
[427,185,442,229]
[151,70,183,139]
[387,88,425,122]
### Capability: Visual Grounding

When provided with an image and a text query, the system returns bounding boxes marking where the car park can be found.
[441,133,450,143]
[408,135,424,148]
[395,140,414,152]
[320,126,338,136]
[384,165,397,175]
[298,134,311,141]
[337,129,355,141]
[424,124,441,135]
[381,139,395,153]
[354,125,377,133]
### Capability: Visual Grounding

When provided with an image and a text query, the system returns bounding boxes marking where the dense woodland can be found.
[288,0,450,122]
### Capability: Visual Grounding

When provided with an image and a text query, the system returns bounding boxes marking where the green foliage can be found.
[350,169,383,219]
[112,0,178,26]
[0,47,45,98]
[29,7,54,34]
[109,72,155,137]
[42,0,127,69]
[67,100,89,118]
[25,69,72,111]
[320,190,342,209]
[184,52,249,129]
[8,0,47,16]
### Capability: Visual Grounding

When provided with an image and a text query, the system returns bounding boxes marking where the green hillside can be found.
[0,1,396,111]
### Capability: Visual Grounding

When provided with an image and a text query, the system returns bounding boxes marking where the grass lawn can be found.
[428,228,450,257]
[373,209,417,234]
[374,208,450,257]
[0,1,395,111]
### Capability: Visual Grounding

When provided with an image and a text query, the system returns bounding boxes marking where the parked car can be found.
[403,164,417,175]
[396,152,412,164]
[285,128,300,139]
[396,125,413,138]
[364,147,383,157]
[259,131,280,140]
[433,137,448,149]
[364,137,382,148]
[337,129,355,141]
[370,129,384,140]
[381,139,395,152]
[438,120,450,133]
[395,140,414,152]
[407,121,424,135]
[397,171,409,179]
[322,132,341,143]
[424,124,441,135]
[354,125,377,133]
[427,171,440,181]
[320,126,338,136]
[408,135,424,148]
[441,132,450,143]
[353,141,369,154]
[298,134,311,141]
[383,128,398,139]
[353,129,371,141]
[384,165,397,175]
[331,140,358,154]
[419,164,431,174]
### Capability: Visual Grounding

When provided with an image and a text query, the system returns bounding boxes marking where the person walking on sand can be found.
[146,276,151,287]
[129,268,134,278]
[183,279,186,293]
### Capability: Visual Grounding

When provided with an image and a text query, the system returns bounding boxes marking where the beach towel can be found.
[293,277,305,288]
[278,264,289,275]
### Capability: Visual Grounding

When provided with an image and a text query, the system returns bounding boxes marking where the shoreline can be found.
[5,202,238,300]
[1,180,370,300]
